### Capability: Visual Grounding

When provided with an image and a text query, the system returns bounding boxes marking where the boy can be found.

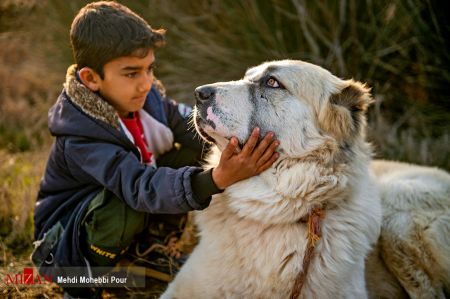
[32,1,279,298]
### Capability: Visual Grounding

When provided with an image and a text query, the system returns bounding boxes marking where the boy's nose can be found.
[138,73,153,93]
[195,86,216,105]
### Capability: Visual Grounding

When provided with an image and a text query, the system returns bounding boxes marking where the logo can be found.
[3,267,52,286]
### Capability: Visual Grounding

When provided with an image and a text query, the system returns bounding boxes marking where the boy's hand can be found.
[212,128,279,190]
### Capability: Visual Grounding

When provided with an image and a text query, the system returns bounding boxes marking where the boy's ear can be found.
[78,67,102,92]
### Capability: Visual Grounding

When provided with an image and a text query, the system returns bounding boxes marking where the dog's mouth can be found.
[195,115,216,143]
[194,107,237,150]
[194,106,219,144]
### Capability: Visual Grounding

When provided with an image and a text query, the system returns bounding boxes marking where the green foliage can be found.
[0,126,31,151]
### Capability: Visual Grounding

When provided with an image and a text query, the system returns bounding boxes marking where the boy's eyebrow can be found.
[122,66,141,71]
[121,62,154,72]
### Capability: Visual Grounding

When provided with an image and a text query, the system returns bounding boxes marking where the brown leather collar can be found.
[290,207,325,299]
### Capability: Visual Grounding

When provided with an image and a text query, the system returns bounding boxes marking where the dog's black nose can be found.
[195,86,216,104]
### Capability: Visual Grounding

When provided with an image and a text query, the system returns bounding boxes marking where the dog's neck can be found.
[219,158,347,224]
[271,137,371,195]
[207,138,371,224]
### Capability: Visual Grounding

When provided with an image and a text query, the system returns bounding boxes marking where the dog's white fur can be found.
[366,160,450,299]
[160,60,450,299]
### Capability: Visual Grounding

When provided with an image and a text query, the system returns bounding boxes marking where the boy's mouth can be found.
[133,95,147,102]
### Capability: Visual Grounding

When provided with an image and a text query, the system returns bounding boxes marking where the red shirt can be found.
[120,112,152,163]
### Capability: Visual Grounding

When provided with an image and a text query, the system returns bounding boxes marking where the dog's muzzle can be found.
[194,85,218,129]
[194,85,217,143]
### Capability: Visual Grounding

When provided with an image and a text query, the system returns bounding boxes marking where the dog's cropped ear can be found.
[319,80,373,141]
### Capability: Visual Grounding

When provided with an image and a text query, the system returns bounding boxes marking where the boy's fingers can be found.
[252,132,275,160]
[256,140,279,167]
[241,128,260,156]
[221,137,238,161]
[257,153,279,173]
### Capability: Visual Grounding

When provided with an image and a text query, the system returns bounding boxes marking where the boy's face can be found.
[97,49,155,117]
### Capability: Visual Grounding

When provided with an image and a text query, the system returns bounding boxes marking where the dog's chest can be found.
[197,207,371,298]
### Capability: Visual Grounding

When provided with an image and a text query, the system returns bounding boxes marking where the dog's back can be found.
[367,160,450,299]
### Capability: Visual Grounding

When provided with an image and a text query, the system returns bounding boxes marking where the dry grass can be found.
[368,98,450,169]
[0,148,65,298]
[140,0,450,169]
[1,0,448,166]
[0,247,63,298]
[0,149,49,253]
[0,3,61,296]
[0,32,54,151]
[0,0,63,152]
[140,1,449,103]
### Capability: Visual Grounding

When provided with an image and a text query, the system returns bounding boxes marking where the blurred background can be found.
[0,0,449,296]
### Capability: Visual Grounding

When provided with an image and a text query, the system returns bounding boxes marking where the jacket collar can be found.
[64,64,120,130]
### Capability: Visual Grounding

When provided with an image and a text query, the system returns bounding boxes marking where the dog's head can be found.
[194,60,374,223]
[194,60,372,158]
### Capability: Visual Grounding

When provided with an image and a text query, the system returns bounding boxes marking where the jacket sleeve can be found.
[63,137,211,214]
[161,96,210,154]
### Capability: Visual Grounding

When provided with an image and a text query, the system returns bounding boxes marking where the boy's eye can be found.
[126,72,138,78]
[265,77,281,88]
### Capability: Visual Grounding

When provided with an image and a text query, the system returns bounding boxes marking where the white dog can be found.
[160,60,450,299]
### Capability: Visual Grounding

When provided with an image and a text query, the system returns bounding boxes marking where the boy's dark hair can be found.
[70,1,165,78]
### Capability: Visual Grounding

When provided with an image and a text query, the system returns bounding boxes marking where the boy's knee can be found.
[80,189,146,267]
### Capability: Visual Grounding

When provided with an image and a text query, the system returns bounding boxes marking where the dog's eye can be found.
[266,77,281,88]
